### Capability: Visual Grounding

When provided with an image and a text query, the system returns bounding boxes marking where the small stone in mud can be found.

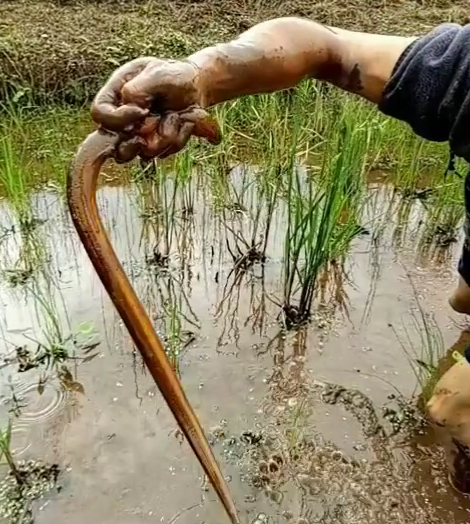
[209,425,226,440]
[252,512,268,524]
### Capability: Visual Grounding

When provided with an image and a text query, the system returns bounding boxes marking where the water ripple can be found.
[13,377,68,425]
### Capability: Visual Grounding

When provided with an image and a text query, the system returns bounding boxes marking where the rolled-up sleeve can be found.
[378,23,470,163]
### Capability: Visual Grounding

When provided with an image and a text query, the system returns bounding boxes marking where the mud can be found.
[0,166,470,523]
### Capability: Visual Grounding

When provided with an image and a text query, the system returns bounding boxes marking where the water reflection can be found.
[0,165,467,523]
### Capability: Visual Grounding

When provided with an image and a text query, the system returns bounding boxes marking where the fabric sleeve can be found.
[378,23,470,162]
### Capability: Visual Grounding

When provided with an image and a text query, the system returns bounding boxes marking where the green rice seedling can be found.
[143,273,199,374]
[316,259,351,316]
[392,274,446,405]
[133,163,178,268]
[202,149,237,213]
[0,130,34,229]
[386,130,425,191]
[218,169,269,271]
[0,419,24,486]
[0,223,51,289]
[215,84,321,272]
[26,108,92,188]
[280,91,370,328]
[417,177,464,260]
[360,184,398,325]
[213,266,249,351]
[390,197,418,251]
[12,278,100,395]
[1,102,97,192]
[251,163,285,260]
[244,266,269,336]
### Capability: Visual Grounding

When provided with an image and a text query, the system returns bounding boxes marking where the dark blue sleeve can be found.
[378,23,470,163]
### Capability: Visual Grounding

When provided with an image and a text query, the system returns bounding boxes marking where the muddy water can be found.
[0,165,469,523]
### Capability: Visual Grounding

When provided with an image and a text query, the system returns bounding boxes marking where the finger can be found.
[139,113,181,157]
[139,116,160,139]
[140,114,190,158]
[193,117,222,145]
[120,59,168,107]
[141,131,167,158]
[96,104,150,133]
[115,136,144,164]
[152,113,186,157]
[179,107,222,145]
[159,113,182,143]
[91,57,155,131]
[156,121,195,159]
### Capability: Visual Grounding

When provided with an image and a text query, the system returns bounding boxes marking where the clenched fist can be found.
[90,57,220,162]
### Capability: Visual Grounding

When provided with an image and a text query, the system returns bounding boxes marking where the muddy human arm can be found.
[94,20,470,161]
[92,17,415,158]
[115,17,416,112]
[185,18,417,107]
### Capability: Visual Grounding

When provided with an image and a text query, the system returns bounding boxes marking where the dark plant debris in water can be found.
[423,224,458,247]
[14,336,100,374]
[1,268,35,288]
[320,383,426,437]
[206,380,454,524]
[0,460,60,524]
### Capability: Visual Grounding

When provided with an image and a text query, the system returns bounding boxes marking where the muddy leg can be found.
[449,276,470,315]
[426,350,470,494]
[449,172,470,315]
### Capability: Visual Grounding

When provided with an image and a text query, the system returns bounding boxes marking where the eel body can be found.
[66,128,239,524]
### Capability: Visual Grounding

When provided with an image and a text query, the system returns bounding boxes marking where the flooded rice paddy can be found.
[1,87,470,523]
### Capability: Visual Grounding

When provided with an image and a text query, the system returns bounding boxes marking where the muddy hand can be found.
[91,57,220,163]
[133,106,220,158]
[91,57,155,133]
[113,107,221,163]
[91,57,203,133]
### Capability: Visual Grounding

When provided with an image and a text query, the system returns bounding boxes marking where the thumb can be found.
[92,104,149,133]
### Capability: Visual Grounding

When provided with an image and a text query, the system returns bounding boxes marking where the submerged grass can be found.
[393,274,446,406]
[0,419,23,486]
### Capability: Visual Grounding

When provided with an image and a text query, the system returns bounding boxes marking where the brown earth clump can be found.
[0,0,469,105]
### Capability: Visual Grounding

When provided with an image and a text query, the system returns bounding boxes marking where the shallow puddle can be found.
[0,165,469,523]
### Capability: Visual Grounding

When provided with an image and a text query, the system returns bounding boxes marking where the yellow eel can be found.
[66,127,239,524]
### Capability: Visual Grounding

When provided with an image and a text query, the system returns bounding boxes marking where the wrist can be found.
[187,48,220,108]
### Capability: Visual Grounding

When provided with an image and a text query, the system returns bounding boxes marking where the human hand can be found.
[91,57,220,162]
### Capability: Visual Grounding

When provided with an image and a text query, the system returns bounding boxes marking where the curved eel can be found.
[66,128,239,524]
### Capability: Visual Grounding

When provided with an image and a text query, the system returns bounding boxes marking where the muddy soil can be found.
[1,168,470,523]
[1,0,469,104]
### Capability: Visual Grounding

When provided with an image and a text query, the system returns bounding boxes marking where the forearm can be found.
[188,17,417,107]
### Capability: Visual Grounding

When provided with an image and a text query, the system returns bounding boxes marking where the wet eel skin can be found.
[66,127,239,524]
